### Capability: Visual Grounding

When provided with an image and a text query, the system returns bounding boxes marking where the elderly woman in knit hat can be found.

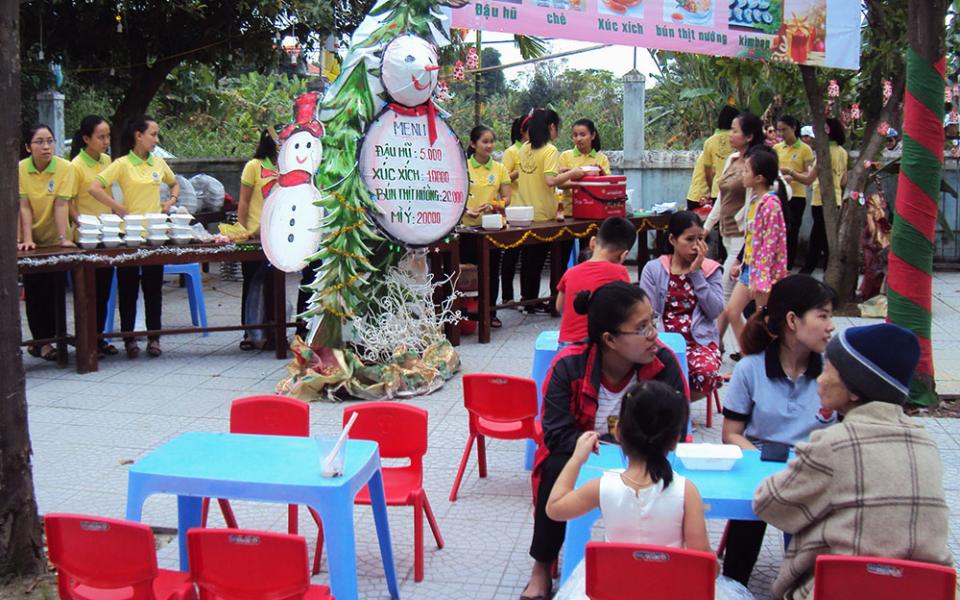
[753,323,952,600]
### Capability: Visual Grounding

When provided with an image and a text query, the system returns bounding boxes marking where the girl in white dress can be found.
[547,380,753,600]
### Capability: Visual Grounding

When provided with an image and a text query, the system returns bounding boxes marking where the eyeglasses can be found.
[31,138,55,146]
[616,314,660,339]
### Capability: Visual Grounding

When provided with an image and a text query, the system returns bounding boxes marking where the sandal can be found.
[491,315,502,328]
[125,341,140,359]
[239,339,256,351]
[39,344,58,362]
[146,340,162,357]
[27,345,42,358]
[99,342,119,356]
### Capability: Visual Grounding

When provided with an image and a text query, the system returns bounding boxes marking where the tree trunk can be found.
[110,42,181,154]
[888,0,948,407]
[826,76,906,300]
[799,65,839,264]
[0,0,46,577]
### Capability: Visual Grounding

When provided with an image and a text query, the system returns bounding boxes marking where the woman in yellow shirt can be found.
[18,124,77,361]
[70,115,121,357]
[461,125,512,327]
[558,119,611,217]
[499,116,527,307]
[788,118,848,275]
[90,115,180,358]
[773,115,815,269]
[238,129,278,350]
[516,108,584,313]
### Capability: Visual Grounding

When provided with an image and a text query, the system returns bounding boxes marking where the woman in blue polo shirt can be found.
[720,274,839,587]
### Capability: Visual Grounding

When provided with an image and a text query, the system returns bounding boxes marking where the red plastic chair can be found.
[585,542,716,600]
[449,374,543,502]
[187,528,332,599]
[45,513,196,600]
[813,555,957,600]
[315,402,444,582]
[200,394,325,575]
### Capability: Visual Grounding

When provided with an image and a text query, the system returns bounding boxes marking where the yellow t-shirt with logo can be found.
[686,151,709,203]
[558,148,611,216]
[462,157,510,227]
[240,157,277,234]
[97,152,176,215]
[774,140,815,198]
[517,142,560,221]
[71,149,113,216]
[18,156,77,247]
[742,194,761,265]
[501,141,523,206]
[703,129,734,198]
[810,143,848,207]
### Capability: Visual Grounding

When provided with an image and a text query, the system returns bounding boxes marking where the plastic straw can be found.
[323,411,358,470]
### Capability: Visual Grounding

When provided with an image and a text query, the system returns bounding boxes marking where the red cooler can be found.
[571,175,627,220]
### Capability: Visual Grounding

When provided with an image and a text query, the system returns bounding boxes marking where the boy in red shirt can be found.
[556,217,635,343]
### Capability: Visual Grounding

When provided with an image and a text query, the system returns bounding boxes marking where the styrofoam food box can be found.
[675,443,743,471]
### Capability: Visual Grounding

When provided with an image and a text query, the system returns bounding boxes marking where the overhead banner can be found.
[451,0,861,70]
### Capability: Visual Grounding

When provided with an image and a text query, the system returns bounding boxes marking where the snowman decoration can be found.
[261,92,325,272]
[357,34,468,248]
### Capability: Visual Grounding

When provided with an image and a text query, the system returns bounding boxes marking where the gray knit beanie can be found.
[825,323,920,405]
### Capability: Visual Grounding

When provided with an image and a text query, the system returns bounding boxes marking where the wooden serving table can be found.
[456,215,671,343]
[17,243,289,374]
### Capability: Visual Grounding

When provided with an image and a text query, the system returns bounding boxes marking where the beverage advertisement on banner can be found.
[451,0,861,70]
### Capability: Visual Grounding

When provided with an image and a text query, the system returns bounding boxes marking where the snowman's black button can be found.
[290,218,296,226]
[288,234,294,243]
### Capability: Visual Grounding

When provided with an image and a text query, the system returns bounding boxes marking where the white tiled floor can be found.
[20,267,960,599]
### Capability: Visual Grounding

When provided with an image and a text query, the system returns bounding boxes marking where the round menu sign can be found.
[358,106,468,247]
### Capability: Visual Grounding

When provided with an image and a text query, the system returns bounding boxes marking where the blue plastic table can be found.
[559,445,787,584]
[125,432,400,600]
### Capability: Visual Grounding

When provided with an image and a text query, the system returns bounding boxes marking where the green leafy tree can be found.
[481,47,506,97]
[19,0,374,151]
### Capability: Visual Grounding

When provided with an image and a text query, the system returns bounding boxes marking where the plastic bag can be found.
[160,175,199,214]
[190,174,226,212]
[715,575,755,600]
[859,294,888,319]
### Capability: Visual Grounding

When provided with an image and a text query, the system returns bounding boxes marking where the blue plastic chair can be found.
[527,330,561,470]
[658,331,688,380]
[104,263,208,336]
[567,239,580,269]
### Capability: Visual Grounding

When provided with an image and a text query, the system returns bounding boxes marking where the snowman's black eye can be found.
[306,142,311,149]
[405,55,415,63]
[295,143,300,149]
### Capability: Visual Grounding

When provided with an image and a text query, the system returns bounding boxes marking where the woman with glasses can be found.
[18,124,77,361]
[720,274,839,588]
[520,281,687,600]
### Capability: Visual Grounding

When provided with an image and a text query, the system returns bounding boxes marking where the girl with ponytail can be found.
[720,274,838,587]
[545,381,714,598]
[521,281,688,600]
[723,145,789,349]
[515,108,587,312]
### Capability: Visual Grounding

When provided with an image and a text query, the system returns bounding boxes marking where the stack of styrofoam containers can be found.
[124,214,147,247]
[76,215,102,249]
[100,213,124,248]
[145,213,169,246]
[169,212,194,245]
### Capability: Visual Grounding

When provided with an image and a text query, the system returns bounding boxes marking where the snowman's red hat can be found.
[279,92,325,141]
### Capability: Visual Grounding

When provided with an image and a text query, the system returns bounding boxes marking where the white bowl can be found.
[77,214,101,227]
[145,213,168,226]
[481,214,503,230]
[505,206,535,225]
[169,213,193,226]
[102,226,122,236]
[99,214,123,226]
[77,225,102,236]
[124,213,146,225]
[675,443,743,471]
[124,237,143,247]
[580,165,602,174]
[170,224,192,235]
[101,238,123,248]
[170,236,193,246]
[146,236,168,246]
[77,233,101,242]
[147,223,170,234]
[78,240,100,250]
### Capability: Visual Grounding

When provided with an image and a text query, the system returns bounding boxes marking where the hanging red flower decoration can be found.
[882,79,893,106]
[465,47,479,70]
[827,79,840,98]
[850,102,861,121]
[453,60,465,81]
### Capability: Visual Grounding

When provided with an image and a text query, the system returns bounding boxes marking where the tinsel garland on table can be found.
[16,244,259,269]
